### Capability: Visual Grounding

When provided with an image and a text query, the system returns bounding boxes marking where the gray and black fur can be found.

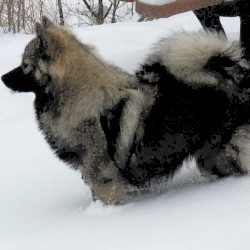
[2,17,250,205]
[1,17,149,205]
[135,31,250,181]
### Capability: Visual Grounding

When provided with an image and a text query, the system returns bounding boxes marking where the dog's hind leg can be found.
[230,125,250,174]
[195,137,246,178]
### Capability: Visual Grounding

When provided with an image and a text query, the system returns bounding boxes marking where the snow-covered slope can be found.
[1,12,250,250]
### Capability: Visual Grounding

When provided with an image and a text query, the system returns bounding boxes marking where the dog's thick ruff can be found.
[2,18,250,205]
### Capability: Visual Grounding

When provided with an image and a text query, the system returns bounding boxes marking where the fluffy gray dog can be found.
[2,17,250,205]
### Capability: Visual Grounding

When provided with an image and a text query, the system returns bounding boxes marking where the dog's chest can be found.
[38,110,88,169]
[38,106,79,149]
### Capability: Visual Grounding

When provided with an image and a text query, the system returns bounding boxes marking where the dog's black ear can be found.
[35,22,45,38]
[35,21,62,60]
[35,22,48,48]
[35,16,53,37]
[42,16,53,28]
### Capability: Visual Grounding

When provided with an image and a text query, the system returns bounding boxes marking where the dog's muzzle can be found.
[1,66,36,92]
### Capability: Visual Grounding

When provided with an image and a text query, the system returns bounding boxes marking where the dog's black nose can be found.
[1,67,22,87]
[1,72,9,84]
[1,68,19,90]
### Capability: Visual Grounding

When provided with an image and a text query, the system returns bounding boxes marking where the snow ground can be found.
[1,11,250,250]
[141,0,176,5]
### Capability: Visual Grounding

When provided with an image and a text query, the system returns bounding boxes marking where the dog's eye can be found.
[23,63,29,69]
[22,63,32,73]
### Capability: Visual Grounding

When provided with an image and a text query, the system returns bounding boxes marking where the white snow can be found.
[1,12,250,250]
[140,0,176,5]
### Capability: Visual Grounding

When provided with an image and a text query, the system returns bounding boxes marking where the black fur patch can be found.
[131,59,250,184]
[100,99,127,162]
[100,99,143,185]
[56,145,82,168]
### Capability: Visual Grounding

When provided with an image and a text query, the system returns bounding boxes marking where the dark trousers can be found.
[194,0,250,61]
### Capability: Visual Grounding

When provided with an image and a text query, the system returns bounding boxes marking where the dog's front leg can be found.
[81,157,130,205]
[78,119,130,205]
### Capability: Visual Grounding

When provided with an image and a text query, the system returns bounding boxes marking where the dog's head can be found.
[1,16,78,93]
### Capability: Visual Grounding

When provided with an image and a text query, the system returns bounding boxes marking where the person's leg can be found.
[239,1,250,61]
[194,8,225,34]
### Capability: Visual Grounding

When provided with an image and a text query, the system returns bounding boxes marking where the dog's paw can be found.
[91,181,129,205]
